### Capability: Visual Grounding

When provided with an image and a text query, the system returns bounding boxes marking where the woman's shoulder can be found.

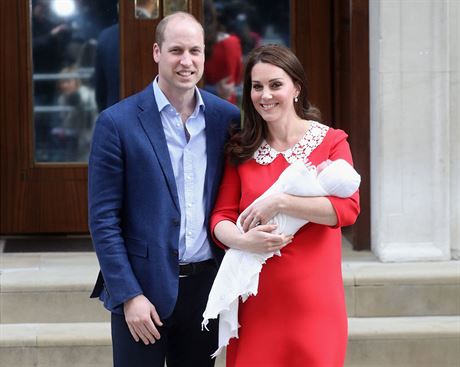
[317,122,349,141]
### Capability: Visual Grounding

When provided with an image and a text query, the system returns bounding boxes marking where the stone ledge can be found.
[343,260,460,286]
[349,316,460,339]
[2,316,459,347]
[0,323,111,347]
[2,252,459,292]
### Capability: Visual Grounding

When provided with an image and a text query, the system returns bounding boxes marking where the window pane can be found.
[163,0,188,16]
[203,0,290,105]
[135,0,159,19]
[31,0,118,162]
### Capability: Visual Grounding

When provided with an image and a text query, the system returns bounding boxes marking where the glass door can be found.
[31,0,119,163]
[1,0,121,233]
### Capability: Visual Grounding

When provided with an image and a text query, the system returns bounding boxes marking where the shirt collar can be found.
[152,77,205,115]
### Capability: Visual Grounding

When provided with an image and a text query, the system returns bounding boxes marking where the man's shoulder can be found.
[200,89,240,116]
[99,85,154,123]
[97,23,119,43]
[109,85,153,111]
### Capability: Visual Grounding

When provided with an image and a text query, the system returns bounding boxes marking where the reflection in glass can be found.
[163,0,188,16]
[135,0,159,19]
[31,0,118,162]
[203,0,290,106]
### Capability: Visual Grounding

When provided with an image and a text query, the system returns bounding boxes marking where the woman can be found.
[203,0,243,104]
[210,44,360,366]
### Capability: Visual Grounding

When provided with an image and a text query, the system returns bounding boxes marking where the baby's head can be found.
[317,159,361,197]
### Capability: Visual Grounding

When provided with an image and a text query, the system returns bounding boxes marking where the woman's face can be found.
[250,62,299,124]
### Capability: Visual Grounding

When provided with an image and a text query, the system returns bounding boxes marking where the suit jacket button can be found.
[172,250,178,256]
[172,219,180,226]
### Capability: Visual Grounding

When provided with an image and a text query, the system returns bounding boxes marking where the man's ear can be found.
[153,43,160,63]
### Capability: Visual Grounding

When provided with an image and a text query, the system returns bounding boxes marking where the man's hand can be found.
[123,294,163,345]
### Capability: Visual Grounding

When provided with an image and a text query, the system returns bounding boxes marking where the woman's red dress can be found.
[210,122,360,367]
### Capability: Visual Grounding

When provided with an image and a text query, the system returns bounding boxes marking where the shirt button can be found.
[187,203,192,208]
[187,231,192,236]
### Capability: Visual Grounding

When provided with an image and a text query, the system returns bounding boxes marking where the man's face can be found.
[153,17,205,97]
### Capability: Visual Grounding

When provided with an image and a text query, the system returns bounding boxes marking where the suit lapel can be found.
[205,105,219,194]
[137,86,180,212]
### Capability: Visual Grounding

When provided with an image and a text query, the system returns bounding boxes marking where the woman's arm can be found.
[214,220,293,254]
[239,193,337,232]
[240,129,360,232]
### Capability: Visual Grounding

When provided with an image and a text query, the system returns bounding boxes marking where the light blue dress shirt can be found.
[153,79,212,263]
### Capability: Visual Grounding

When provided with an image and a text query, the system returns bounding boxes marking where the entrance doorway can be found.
[0,0,369,250]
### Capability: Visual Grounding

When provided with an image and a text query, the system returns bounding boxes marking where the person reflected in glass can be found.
[52,66,97,161]
[94,21,120,111]
[219,2,262,59]
[32,0,72,104]
[135,0,158,19]
[203,0,243,105]
[210,44,360,366]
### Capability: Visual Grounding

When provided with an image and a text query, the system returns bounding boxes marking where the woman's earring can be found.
[294,96,299,103]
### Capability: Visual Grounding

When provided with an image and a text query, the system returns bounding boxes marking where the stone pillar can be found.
[370,0,458,261]
[450,1,460,259]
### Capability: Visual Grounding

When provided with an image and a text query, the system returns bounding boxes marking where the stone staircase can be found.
[1,240,459,367]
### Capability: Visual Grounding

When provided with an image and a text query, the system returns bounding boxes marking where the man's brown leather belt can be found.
[179,259,216,277]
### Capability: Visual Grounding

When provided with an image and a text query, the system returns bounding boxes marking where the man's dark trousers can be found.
[111,265,218,367]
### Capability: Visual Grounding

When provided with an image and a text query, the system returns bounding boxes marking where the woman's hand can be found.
[239,193,286,232]
[239,224,293,254]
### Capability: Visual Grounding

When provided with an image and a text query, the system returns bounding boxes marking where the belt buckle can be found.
[179,262,192,278]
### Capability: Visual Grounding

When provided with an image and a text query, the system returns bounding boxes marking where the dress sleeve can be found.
[210,159,242,248]
[326,130,361,228]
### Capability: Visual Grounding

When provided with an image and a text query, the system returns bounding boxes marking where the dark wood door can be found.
[0,1,89,233]
[0,0,369,250]
[0,0,201,234]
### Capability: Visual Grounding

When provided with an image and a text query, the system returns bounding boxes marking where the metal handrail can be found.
[33,67,94,81]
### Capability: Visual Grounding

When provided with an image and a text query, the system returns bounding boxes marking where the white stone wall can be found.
[370,0,458,261]
[450,1,460,259]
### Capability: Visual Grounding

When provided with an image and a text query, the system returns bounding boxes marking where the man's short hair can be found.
[155,12,204,48]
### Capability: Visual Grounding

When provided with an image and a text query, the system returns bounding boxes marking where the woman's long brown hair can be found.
[226,44,321,165]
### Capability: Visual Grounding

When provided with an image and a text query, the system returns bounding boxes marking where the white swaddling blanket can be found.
[202,159,361,357]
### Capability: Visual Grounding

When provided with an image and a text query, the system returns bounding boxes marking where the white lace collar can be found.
[253,121,329,165]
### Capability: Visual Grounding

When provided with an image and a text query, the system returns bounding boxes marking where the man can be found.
[94,22,119,111]
[89,12,240,367]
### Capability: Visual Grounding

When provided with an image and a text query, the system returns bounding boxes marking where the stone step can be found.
[346,316,460,366]
[1,317,459,367]
[1,252,459,323]
[342,258,460,317]
[0,322,112,367]
[0,253,108,323]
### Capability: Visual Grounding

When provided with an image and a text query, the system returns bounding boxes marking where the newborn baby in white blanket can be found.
[202,159,361,357]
